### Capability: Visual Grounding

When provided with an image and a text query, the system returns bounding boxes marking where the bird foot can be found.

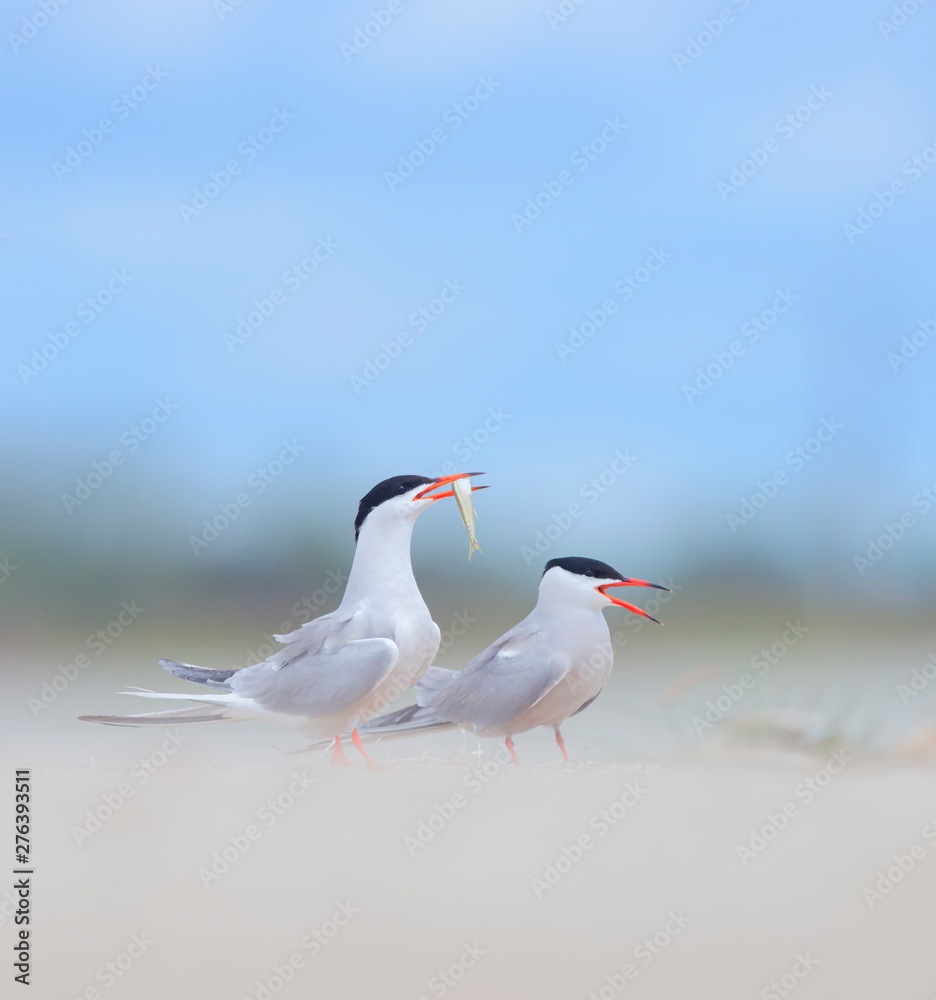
[330,735,353,766]
[352,728,392,771]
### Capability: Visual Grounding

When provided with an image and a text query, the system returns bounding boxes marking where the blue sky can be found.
[3,0,935,607]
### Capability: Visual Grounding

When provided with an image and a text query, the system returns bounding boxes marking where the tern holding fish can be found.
[346,557,669,763]
[80,473,488,766]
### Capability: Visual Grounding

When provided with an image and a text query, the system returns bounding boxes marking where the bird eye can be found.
[585,569,595,577]
[397,484,407,494]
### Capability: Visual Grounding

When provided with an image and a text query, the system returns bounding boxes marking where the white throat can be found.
[341,502,424,608]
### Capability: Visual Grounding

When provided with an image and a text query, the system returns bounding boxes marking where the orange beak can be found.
[596,578,670,624]
[413,472,488,501]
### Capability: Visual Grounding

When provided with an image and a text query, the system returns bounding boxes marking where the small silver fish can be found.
[452,476,482,559]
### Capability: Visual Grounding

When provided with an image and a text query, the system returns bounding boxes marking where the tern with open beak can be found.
[346,556,669,763]
[79,473,488,766]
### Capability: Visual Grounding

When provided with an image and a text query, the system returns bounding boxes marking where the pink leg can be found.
[505,735,519,765]
[351,728,391,771]
[554,728,570,762]
[330,733,352,766]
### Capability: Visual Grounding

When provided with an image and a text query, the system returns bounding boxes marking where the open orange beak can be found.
[413,472,488,501]
[596,578,670,624]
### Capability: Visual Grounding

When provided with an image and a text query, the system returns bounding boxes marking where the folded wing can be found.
[231,636,399,717]
[426,630,570,732]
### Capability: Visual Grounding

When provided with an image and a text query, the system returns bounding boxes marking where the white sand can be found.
[4,619,935,997]
[4,744,936,999]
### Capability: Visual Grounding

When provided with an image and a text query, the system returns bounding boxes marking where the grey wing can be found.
[429,632,570,732]
[268,608,356,666]
[231,637,399,717]
[415,666,459,707]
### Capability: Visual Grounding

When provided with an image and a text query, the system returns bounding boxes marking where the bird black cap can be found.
[354,475,434,540]
[543,556,625,581]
